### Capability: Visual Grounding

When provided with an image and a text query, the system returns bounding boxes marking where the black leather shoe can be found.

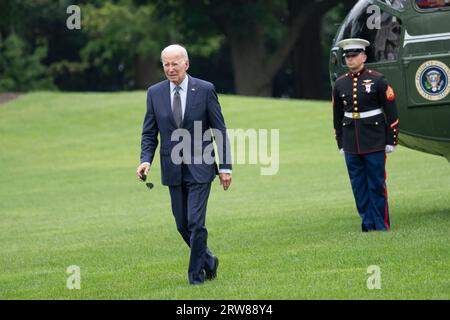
[189,269,206,285]
[205,257,219,281]
[362,224,376,232]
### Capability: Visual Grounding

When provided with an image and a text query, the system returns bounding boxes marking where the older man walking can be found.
[136,44,232,285]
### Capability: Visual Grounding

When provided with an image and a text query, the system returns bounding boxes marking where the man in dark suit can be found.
[136,44,232,285]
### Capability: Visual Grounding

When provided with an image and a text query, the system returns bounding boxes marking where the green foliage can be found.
[0,0,352,93]
[157,0,288,51]
[80,2,168,85]
[48,60,88,76]
[0,33,55,92]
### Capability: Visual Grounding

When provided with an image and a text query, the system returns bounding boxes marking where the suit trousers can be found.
[168,164,216,284]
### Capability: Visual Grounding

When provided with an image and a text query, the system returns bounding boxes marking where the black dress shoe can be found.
[362,224,374,232]
[189,269,206,285]
[205,257,219,280]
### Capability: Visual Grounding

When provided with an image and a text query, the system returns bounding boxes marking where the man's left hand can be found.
[219,173,232,191]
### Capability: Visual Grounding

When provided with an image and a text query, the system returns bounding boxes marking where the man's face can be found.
[345,52,367,71]
[162,51,189,85]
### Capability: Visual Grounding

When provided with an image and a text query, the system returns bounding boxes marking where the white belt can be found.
[344,108,383,119]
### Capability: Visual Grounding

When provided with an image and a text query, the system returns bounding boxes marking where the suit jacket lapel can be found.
[182,75,198,128]
[163,80,177,128]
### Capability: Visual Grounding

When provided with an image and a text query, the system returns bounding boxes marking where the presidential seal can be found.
[415,60,450,101]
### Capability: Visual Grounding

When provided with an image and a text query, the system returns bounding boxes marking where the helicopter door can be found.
[402,40,450,108]
[403,1,450,108]
[401,5,450,143]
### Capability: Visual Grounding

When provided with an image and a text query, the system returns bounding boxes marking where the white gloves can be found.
[385,145,396,153]
[339,146,395,154]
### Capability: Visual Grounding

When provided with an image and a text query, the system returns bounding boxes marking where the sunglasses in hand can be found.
[141,174,154,190]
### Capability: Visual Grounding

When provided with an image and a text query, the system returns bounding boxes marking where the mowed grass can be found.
[0,91,449,300]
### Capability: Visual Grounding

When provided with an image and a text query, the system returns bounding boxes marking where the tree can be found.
[80,2,167,89]
[0,0,90,91]
[0,33,55,92]
[157,0,354,97]
[290,0,355,99]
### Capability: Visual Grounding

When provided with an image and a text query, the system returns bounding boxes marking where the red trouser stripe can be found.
[383,153,390,231]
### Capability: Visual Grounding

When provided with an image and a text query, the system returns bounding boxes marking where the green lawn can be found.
[0,92,449,299]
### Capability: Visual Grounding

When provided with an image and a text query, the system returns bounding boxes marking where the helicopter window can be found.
[378,0,407,11]
[335,0,402,64]
[415,0,450,9]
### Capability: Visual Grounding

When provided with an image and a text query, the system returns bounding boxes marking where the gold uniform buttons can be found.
[354,107,358,111]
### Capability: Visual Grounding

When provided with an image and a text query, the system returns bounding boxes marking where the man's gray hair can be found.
[160,44,189,63]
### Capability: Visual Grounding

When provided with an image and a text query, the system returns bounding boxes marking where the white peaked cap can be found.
[337,38,370,51]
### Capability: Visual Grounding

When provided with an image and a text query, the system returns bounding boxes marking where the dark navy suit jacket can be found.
[140,75,232,186]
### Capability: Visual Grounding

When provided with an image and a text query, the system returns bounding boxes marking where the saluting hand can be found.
[219,173,232,191]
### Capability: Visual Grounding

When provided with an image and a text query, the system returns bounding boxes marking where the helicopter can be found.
[329,0,450,161]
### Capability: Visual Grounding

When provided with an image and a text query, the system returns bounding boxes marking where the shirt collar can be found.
[170,75,189,93]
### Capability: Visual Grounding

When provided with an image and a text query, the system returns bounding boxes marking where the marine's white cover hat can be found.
[337,38,370,55]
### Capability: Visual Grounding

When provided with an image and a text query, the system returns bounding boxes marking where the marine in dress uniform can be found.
[332,38,399,232]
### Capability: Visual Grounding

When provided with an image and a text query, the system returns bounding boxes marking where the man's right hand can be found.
[385,145,396,153]
[136,163,150,181]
